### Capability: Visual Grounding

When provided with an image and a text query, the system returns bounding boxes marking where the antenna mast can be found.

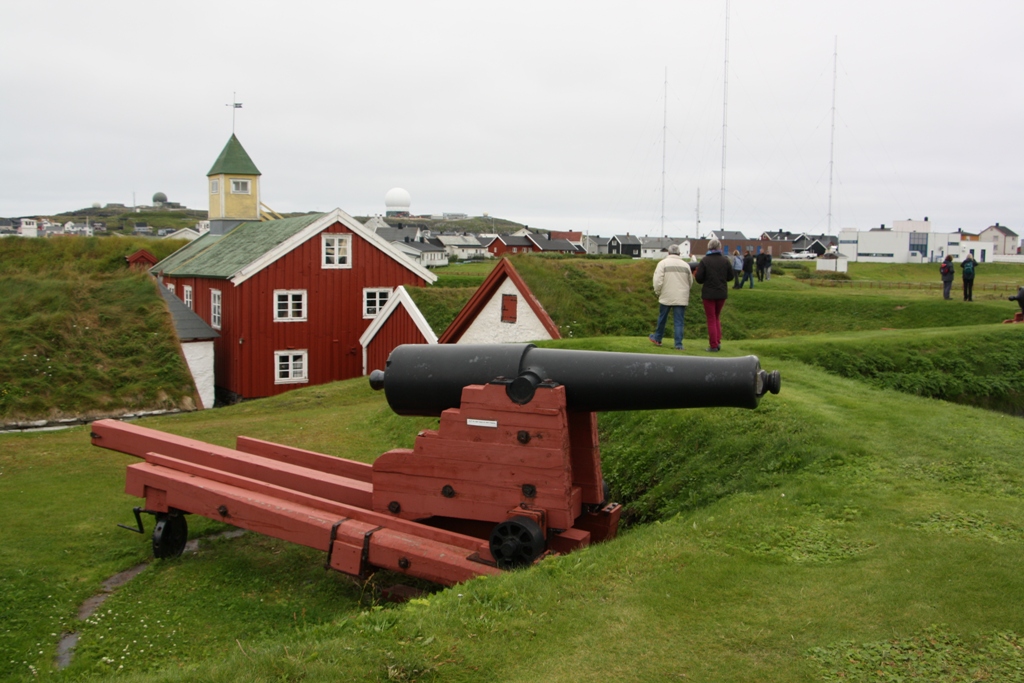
[696,188,701,237]
[661,67,667,237]
[827,37,838,235]
[719,0,731,232]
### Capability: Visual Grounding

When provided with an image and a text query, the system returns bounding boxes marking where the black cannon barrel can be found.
[370,344,780,417]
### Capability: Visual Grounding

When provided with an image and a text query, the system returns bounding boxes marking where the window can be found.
[210,179,219,194]
[363,288,392,318]
[322,234,352,269]
[211,289,222,329]
[230,179,250,194]
[275,350,308,384]
[274,290,307,322]
[182,285,193,310]
[501,294,518,323]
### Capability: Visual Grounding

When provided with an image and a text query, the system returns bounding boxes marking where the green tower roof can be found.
[207,134,261,176]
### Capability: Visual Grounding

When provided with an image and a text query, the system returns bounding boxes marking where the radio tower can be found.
[827,37,838,235]
[660,68,668,237]
[719,0,731,233]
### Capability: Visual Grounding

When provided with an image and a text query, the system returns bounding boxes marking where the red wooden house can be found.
[359,285,438,375]
[485,234,538,257]
[154,209,436,400]
[126,249,158,271]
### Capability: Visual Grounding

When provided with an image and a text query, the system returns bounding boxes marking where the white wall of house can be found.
[457,278,555,344]
[838,229,962,263]
[181,340,215,409]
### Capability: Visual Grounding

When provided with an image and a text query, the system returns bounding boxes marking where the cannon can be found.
[92,345,780,586]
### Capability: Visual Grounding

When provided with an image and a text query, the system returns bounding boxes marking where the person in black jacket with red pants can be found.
[695,238,735,352]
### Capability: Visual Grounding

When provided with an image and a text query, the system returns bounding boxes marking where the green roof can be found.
[153,214,324,279]
[207,134,261,176]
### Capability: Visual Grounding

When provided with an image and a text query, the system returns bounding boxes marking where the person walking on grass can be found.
[940,254,955,300]
[739,250,755,289]
[648,243,693,351]
[695,238,734,352]
[756,252,766,282]
[764,251,773,280]
[731,250,743,288]
[961,253,977,301]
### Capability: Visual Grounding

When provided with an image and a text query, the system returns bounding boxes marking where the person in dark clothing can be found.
[738,250,755,289]
[694,238,735,352]
[764,252,773,280]
[1009,286,1024,314]
[961,254,977,301]
[756,252,766,282]
[940,255,954,300]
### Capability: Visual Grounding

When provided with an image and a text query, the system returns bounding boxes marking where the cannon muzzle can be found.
[371,344,780,416]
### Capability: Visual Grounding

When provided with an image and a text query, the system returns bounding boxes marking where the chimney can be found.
[925,216,929,221]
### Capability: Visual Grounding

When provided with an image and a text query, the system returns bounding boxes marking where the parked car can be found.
[781,251,816,260]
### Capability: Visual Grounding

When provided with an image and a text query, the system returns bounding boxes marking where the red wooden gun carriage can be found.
[92,344,780,586]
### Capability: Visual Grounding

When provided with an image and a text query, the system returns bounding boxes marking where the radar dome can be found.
[153,192,168,204]
[384,187,411,214]
[92,202,101,209]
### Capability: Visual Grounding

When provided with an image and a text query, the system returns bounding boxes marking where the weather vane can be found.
[226,92,243,134]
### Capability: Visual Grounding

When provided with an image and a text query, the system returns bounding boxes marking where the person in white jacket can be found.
[648,244,694,350]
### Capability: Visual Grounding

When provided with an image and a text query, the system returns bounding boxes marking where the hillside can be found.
[409,255,1019,341]
[0,237,198,423]
[2,330,1024,681]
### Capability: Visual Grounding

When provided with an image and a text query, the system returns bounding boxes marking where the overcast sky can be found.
[2,1,1021,238]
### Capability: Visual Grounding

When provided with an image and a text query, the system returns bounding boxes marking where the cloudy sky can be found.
[2,1,1021,238]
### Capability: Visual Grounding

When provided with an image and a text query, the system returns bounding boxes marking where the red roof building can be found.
[439,258,560,344]
[155,209,436,400]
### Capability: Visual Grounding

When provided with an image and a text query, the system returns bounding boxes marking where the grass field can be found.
[3,258,1024,681]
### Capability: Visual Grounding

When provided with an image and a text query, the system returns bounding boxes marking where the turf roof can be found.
[207,134,261,176]
[152,214,324,279]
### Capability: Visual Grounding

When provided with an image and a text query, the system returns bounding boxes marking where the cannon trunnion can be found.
[93,344,780,586]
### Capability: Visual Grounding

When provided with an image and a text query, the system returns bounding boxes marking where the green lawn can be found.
[3,329,1024,681]
[4,258,1024,681]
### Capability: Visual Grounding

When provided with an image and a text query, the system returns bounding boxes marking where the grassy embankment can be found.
[2,257,1024,681]
[3,329,1024,681]
[0,237,197,422]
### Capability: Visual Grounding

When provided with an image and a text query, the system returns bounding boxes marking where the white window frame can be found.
[273,289,307,322]
[210,179,219,194]
[230,178,251,194]
[363,288,393,319]
[211,289,222,330]
[182,285,193,310]
[274,350,308,385]
[322,234,352,269]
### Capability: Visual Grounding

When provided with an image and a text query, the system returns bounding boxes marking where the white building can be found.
[18,219,38,238]
[838,225,964,263]
[434,234,487,260]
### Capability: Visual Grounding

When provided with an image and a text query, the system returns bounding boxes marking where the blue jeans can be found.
[739,271,755,288]
[654,304,686,348]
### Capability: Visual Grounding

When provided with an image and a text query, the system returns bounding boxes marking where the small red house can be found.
[359,285,438,375]
[154,209,436,400]
[126,249,158,270]
[485,235,538,257]
[439,258,560,344]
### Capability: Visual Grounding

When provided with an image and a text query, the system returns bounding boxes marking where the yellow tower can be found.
[207,134,261,223]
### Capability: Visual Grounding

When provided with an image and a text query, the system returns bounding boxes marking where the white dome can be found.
[384,187,411,210]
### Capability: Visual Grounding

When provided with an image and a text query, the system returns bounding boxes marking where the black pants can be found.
[963,279,974,301]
